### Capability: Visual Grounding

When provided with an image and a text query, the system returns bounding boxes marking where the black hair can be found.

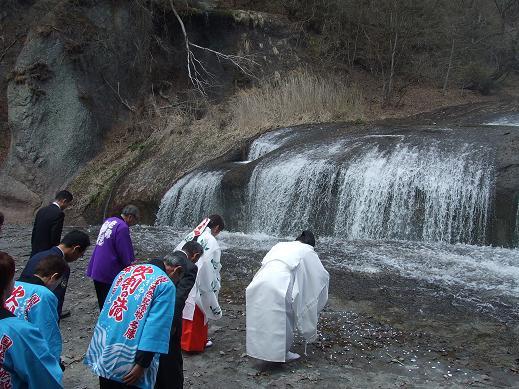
[0,211,4,225]
[0,252,15,296]
[207,214,225,231]
[163,256,185,278]
[34,255,69,278]
[296,230,316,247]
[55,190,73,202]
[182,241,204,258]
[121,204,140,218]
[61,230,91,250]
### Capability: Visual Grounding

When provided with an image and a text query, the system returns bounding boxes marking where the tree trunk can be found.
[384,30,398,106]
[442,38,455,94]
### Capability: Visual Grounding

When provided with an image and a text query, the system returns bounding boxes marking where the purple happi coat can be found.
[87,217,135,284]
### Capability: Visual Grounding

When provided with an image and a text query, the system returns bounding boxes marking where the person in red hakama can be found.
[175,215,225,352]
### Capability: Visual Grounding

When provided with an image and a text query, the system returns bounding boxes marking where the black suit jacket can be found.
[170,251,198,342]
[30,204,64,257]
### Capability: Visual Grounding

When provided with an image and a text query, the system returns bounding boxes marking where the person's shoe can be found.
[205,340,214,348]
[285,351,300,362]
[60,310,71,320]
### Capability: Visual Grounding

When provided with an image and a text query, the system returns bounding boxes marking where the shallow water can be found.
[128,226,519,323]
[484,114,519,126]
[3,224,517,323]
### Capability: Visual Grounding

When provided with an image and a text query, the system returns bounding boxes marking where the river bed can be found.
[1,225,518,388]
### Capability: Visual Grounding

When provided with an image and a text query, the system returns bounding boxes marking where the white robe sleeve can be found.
[195,243,223,321]
[291,250,329,342]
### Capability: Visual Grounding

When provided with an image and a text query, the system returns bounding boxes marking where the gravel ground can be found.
[1,225,518,388]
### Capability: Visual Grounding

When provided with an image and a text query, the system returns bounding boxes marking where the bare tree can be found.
[168,0,258,95]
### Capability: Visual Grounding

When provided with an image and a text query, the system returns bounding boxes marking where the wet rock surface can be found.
[1,225,518,388]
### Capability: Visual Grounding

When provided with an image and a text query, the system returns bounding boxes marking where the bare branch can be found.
[189,42,259,77]
[0,38,18,63]
[168,0,258,94]
[102,75,135,112]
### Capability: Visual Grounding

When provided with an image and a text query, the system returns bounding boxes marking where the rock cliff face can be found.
[63,6,298,224]
[0,0,298,223]
[1,1,153,219]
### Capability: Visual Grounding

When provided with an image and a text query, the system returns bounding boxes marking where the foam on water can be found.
[132,226,519,304]
[323,238,519,300]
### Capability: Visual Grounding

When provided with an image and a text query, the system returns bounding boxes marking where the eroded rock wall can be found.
[1,0,153,220]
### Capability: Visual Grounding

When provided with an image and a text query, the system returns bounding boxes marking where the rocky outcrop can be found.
[1,1,152,219]
[0,0,300,223]
[492,134,519,246]
[65,6,299,224]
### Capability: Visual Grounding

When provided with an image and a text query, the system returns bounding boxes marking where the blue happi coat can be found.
[85,263,175,388]
[5,280,61,361]
[0,308,63,389]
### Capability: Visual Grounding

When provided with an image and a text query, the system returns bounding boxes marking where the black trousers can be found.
[99,377,139,389]
[94,281,112,310]
[155,328,183,389]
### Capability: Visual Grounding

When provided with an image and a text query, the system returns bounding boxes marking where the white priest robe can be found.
[246,240,329,362]
[176,222,222,323]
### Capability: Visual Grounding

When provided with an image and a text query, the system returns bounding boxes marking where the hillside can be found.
[0,0,517,223]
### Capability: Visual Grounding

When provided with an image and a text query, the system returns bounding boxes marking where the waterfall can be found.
[248,127,312,160]
[157,130,496,245]
[246,153,340,235]
[514,200,519,247]
[333,143,492,242]
[156,169,226,228]
[245,140,493,244]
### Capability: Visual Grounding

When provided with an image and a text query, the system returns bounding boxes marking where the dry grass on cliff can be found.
[140,70,364,142]
[231,70,364,131]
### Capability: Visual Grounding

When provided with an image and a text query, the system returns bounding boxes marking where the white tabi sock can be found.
[285,351,300,362]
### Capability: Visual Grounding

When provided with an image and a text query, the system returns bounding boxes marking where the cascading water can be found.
[333,143,492,242]
[157,128,498,245]
[246,153,340,234]
[515,201,519,246]
[156,169,226,228]
[245,138,493,244]
[247,126,315,160]
[248,133,281,160]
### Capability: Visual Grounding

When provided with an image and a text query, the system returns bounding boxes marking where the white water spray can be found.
[156,169,226,228]
[245,141,493,244]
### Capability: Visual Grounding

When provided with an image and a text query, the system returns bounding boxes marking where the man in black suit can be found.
[30,190,73,257]
[155,241,204,389]
[22,230,90,317]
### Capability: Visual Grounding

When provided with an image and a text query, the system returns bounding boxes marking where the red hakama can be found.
[181,305,208,352]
